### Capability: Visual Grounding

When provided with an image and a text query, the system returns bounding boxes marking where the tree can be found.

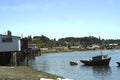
[28,35,32,43]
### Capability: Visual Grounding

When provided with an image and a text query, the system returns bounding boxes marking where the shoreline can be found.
[0,66,60,80]
[40,49,97,54]
[41,48,120,54]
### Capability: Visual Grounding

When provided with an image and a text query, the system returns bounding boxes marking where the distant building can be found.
[106,43,118,49]
[0,35,21,52]
[87,44,100,50]
[54,46,68,50]
[40,48,49,51]
[28,44,40,52]
[71,46,80,49]
[109,43,118,46]
[28,44,37,49]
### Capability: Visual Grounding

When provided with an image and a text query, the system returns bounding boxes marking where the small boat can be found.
[80,55,111,66]
[70,60,78,65]
[116,62,120,66]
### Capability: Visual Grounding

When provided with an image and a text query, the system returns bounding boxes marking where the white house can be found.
[71,46,80,49]
[87,44,100,50]
[0,35,21,52]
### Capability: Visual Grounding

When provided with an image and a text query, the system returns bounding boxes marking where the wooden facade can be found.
[0,35,21,52]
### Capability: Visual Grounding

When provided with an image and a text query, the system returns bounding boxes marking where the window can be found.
[2,37,12,42]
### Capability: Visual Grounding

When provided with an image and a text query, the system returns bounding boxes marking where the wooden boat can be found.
[116,62,120,66]
[80,55,111,66]
[70,60,78,65]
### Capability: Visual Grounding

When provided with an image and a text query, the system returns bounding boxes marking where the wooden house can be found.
[0,35,21,66]
[0,35,21,52]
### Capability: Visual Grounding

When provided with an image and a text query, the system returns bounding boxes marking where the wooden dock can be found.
[0,49,41,66]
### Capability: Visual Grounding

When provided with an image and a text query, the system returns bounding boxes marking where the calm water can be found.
[29,50,120,80]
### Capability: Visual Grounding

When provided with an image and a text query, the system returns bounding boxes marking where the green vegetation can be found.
[28,35,57,48]
[27,35,120,50]
[28,35,55,48]
[58,36,101,47]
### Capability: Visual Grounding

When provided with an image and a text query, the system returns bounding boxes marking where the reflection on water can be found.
[80,65,112,80]
[92,66,111,75]
[92,66,112,80]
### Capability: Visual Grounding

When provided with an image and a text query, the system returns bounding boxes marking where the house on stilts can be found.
[0,34,41,66]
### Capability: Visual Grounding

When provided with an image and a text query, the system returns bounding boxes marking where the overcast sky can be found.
[0,0,120,39]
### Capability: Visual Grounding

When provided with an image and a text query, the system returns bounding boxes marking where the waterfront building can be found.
[0,35,21,52]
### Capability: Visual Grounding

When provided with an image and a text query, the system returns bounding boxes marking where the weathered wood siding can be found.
[0,35,21,52]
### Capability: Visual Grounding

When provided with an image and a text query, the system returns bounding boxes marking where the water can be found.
[29,50,120,80]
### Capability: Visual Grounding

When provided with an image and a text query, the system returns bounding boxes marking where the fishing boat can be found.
[116,62,120,66]
[80,55,111,66]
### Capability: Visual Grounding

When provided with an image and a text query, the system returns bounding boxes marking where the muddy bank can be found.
[0,66,59,80]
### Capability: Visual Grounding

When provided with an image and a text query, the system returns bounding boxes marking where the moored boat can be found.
[70,60,78,65]
[116,62,120,66]
[80,55,111,66]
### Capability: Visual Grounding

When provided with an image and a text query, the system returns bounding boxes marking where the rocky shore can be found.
[0,66,59,80]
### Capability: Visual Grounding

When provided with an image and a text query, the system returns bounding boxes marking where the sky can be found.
[0,0,120,40]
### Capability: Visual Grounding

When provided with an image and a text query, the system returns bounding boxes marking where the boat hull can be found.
[117,62,120,66]
[80,57,111,66]
[70,61,78,65]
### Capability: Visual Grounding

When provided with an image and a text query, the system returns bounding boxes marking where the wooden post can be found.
[11,52,17,66]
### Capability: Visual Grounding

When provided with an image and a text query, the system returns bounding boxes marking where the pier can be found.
[0,49,41,66]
